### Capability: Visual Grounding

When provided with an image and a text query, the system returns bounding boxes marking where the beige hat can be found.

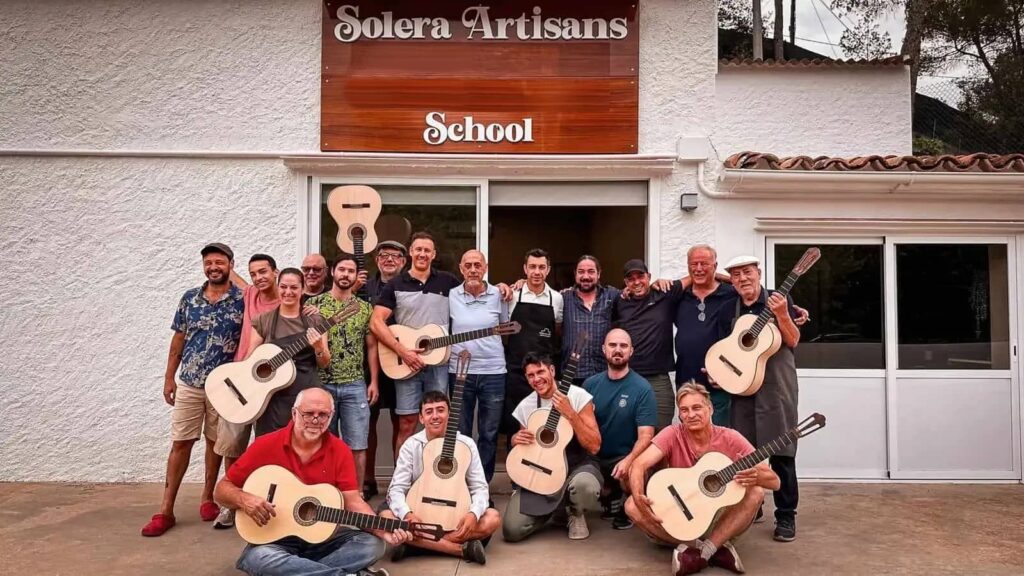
[723,255,760,271]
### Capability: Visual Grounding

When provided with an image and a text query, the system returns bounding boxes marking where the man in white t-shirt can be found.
[502,352,603,542]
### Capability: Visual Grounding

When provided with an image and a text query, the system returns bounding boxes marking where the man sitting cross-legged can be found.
[382,390,501,565]
[625,382,779,575]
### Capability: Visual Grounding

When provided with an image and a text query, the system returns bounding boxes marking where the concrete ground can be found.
[2,482,1023,575]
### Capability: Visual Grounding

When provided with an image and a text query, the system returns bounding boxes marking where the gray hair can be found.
[687,244,717,261]
[675,380,712,407]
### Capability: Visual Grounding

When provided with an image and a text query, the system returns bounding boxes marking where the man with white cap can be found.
[716,254,802,543]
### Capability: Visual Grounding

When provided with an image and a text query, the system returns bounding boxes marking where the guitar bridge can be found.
[341,203,371,208]
[267,483,277,504]
[668,485,693,521]
[224,377,248,405]
[717,355,743,377]
[522,459,553,475]
[422,496,457,508]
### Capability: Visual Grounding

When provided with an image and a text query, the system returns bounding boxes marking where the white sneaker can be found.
[567,506,589,540]
[213,507,235,529]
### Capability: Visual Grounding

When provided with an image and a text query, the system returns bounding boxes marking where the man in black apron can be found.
[502,249,563,442]
[719,255,802,543]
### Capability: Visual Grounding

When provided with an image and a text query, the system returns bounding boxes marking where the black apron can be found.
[254,309,321,436]
[728,294,799,458]
[502,289,557,435]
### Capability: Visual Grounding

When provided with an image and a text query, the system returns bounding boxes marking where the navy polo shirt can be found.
[723,288,798,343]
[612,281,683,375]
[674,283,738,386]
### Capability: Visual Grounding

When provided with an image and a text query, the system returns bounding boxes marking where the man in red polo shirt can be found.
[214,387,410,576]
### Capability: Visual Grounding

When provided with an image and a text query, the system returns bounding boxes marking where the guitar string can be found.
[267,306,357,369]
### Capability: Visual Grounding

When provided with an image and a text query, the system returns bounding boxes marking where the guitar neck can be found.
[315,504,408,533]
[269,312,350,369]
[542,357,580,430]
[441,375,467,459]
[717,430,799,482]
[429,327,495,349]
[353,236,369,300]
[747,270,800,338]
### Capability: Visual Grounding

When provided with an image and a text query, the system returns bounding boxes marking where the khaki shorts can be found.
[214,419,252,459]
[171,383,219,442]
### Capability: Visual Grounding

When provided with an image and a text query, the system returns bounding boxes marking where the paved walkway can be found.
[2,482,1023,575]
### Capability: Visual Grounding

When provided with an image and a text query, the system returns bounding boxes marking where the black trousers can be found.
[769,455,799,521]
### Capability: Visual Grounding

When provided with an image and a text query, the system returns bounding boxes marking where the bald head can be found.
[294,387,332,408]
[603,328,633,370]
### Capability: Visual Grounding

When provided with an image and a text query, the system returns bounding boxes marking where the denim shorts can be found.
[324,380,370,450]
[394,365,448,416]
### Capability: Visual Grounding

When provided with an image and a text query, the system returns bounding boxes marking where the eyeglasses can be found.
[295,409,332,423]
[301,266,325,274]
[697,302,706,322]
[377,252,404,261]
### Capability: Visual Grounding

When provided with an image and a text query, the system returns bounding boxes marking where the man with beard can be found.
[503,248,563,451]
[613,259,683,431]
[562,255,621,386]
[447,249,509,482]
[503,352,602,542]
[363,240,407,499]
[583,328,656,531]
[307,255,378,492]
[215,388,408,576]
[142,243,244,537]
[300,253,329,304]
[211,253,281,529]
[719,255,802,542]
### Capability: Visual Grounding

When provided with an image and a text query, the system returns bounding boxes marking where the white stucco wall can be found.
[713,67,912,158]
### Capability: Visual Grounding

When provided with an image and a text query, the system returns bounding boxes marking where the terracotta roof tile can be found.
[719,55,909,68]
[723,152,1024,173]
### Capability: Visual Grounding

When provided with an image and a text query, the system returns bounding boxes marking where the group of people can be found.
[143,233,808,576]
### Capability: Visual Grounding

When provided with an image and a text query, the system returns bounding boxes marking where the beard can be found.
[206,269,229,285]
[335,277,354,290]
[577,282,596,293]
[608,355,628,368]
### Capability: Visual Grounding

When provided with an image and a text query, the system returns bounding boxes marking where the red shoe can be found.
[709,541,745,574]
[673,546,708,575]
[141,513,176,537]
[199,501,219,522]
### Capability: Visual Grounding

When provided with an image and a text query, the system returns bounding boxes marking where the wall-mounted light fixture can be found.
[680,191,698,211]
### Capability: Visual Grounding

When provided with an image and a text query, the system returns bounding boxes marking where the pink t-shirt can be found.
[235,285,280,360]
[652,424,755,468]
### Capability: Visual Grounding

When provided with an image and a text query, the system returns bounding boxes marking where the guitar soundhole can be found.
[294,497,319,526]
[349,224,365,241]
[698,471,726,498]
[537,428,557,447]
[254,362,274,380]
[433,456,457,479]
[416,337,431,351]
[739,331,757,350]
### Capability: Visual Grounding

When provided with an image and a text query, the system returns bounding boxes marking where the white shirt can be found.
[513,386,593,428]
[386,430,490,521]
[509,282,564,324]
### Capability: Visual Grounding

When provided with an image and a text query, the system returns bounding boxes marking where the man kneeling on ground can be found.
[625,382,779,575]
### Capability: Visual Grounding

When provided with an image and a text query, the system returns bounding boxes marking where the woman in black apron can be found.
[502,289,557,437]
[245,268,329,436]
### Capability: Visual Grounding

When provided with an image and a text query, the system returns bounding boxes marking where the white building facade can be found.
[1,0,1021,482]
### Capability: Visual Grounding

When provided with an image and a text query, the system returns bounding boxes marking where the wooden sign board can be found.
[321,1,639,153]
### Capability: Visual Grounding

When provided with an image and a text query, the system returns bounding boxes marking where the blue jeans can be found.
[324,380,370,450]
[395,365,448,415]
[449,372,504,482]
[236,529,385,575]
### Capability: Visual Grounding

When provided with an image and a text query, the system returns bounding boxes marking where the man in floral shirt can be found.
[142,242,244,537]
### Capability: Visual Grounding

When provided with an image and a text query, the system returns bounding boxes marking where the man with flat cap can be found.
[612,259,684,431]
[716,254,802,543]
[142,243,245,537]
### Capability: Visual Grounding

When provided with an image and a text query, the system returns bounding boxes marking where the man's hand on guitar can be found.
[163,376,176,406]
[239,492,277,526]
[550,390,577,420]
[511,429,536,447]
[635,494,663,525]
[302,304,321,317]
[450,512,478,541]
[380,526,413,546]
[398,345,425,371]
[354,270,367,293]
[699,368,720,389]
[767,293,790,321]
[732,467,760,488]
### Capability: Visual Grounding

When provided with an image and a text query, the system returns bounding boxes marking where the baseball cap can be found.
[201,242,234,261]
[376,240,407,255]
[623,259,649,276]
[723,255,760,271]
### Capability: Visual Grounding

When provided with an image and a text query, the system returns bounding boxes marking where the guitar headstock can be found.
[408,521,446,542]
[794,412,826,439]
[454,350,472,381]
[327,299,362,324]
[494,321,522,336]
[793,247,821,275]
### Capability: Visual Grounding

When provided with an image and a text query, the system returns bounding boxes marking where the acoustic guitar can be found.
[646,413,826,542]
[405,351,474,531]
[236,465,444,545]
[326,185,381,260]
[504,335,586,495]
[206,300,361,425]
[704,247,821,396]
[379,321,521,380]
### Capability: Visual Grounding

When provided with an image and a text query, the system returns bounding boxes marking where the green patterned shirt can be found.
[307,293,372,385]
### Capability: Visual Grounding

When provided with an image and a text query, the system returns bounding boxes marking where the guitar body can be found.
[505,408,574,495]
[406,437,473,531]
[646,452,746,542]
[206,344,297,425]
[379,324,451,380]
[327,185,381,254]
[236,465,342,545]
[704,314,782,396]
